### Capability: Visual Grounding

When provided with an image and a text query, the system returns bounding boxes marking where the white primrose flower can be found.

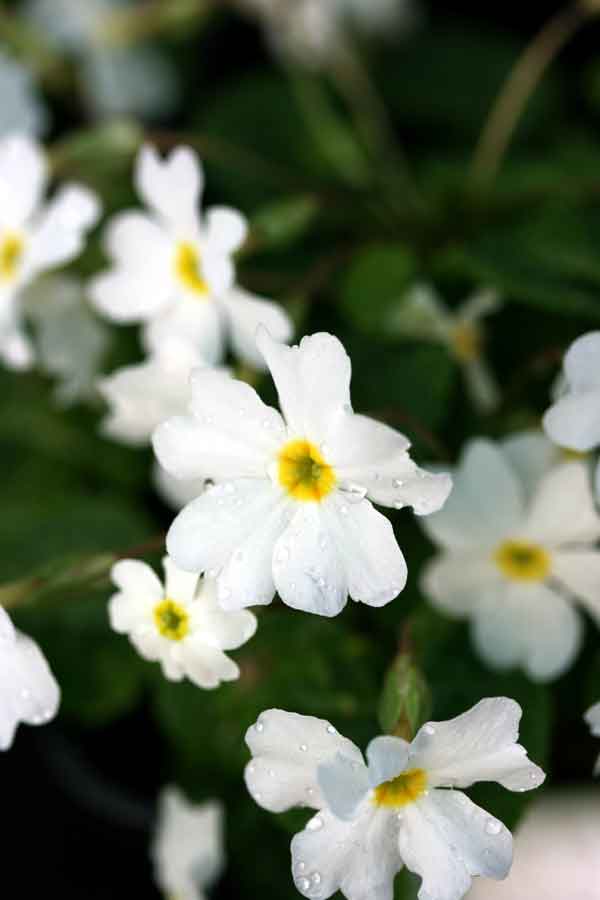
[0,50,48,138]
[390,284,501,414]
[0,134,100,370]
[153,328,452,617]
[244,699,545,900]
[543,331,600,499]
[90,143,292,367]
[584,702,600,776]
[108,555,257,689]
[0,606,60,750]
[421,433,600,682]
[152,785,225,900]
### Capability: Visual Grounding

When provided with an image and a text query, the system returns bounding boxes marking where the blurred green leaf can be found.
[250,194,320,250]
[340,243,420,336]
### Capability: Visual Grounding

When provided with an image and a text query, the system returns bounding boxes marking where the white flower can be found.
[0,51,48,137]
[584,702,600,776]
[543,331,600,499]
[244,699,545,900]
[152,785,224,900]
[153,328,452,617]
[390,284,501,413]
[90,143,292,367]
[108,555,257,689]
[421,432,600,681]
[0,606,60,750]
[0,134,100,370]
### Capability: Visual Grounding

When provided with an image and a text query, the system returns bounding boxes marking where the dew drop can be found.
[339,505,348,516]
[255,721,264,733]
[276,546,290,564]
[393,479,404,488]
[224,483,236,494]
[300,743,308,752]
[326,724,336,734]
[20,687,30,700]
[234,550,245,562]
[423,724,435,736]
[297,861,306,873]
[298,877,311,892]
[269,769,276,777]
[312,872,322,886]
[306,816,323,832]
[485,818,502,836]
[247,764,255,775]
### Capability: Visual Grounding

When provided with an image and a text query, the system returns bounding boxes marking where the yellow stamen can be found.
[278,439,336,502]
[494,540,551,582]
[373,769,428,807]
[174,242,209,296]
[0,233,24,281]
[154,598,190,641]
[560,447,587,461]
[450,323,482,362]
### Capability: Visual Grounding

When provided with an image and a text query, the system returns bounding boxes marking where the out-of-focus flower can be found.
[152,785,225,900]
[245,699,544,900]
[109,555,257,689]
[421,432,600,682]
[585,702,600,775]
[0,51,48,137]
[23,0,179,120]
[390,284,501,413]
[90,144,292,367]
[543,331,600,499]
[0,606,60,750]
[154,328,452,616]
[466,790,600,900]
[0,134,100,370]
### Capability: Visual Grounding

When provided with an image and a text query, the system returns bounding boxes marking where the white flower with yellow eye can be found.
[108,556,257,689]
[153,328,452,617]
[90,144,292,368]
[421,433,600,682]
[390,284,501,414]
[0,606,60,750]
[244,700,545,900]
[152,786,225,900]
[585,702,600,776]
[543,331,600,499]
[0,134,100,370]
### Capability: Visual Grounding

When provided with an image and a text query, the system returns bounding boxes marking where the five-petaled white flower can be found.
[153,328,452,617]
[90,143,292,368]
[108,555,257,689]
[152,785,225,900]
[0,134,100,370]
[421,432,600,681]
[244,699,545,900]
[543,331,600,499]
[584,702,600,776]
[0,605,60,750]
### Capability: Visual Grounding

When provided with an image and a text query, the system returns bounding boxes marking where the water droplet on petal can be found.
[312,872,322,886]
[326,724,336,734]
[255,721,264,733]
[423,724,435,736]
[297,861,306,873]
[298,877,311,892]
[300,744,308,752]
[393,479,404,488]
[485,818,502,836]
[306,816,323,831]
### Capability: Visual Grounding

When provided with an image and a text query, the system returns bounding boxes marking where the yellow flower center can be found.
[560,447,588,461]
[450,323,482,362]
[153,598,190,641]
[174,242,209,297]
[373,768,428,808]
[494,540,551,582]
[278,439,336,502]
[0,232,24,282]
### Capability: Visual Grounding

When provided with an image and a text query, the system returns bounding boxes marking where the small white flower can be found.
[543,331,600,499]
[154,328,451,616]
[109,555,257,689]
[0,50,48,138]
[421,431,600,681]
[391,284,501,413]
[0,134,100,370]
[245,699,545,900]
[584,702,600,776]
[152,785,224,900]
[90,143,292,367]
[0,606,60,750]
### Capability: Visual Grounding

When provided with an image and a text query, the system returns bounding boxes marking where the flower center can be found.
[0,232,24,282]
[153,598,190,641]
[494,540,551,582]
[373,769,428,808]
[450,323,481,362]
[278,439,336,502]
[174,242,209,297]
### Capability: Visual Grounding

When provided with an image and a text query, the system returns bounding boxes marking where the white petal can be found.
[291,804,401,900]
[501,430,559,502]
[551,549,600,625]
[109,559,164,633]
[0,134,47,226]
[143,298,225,366]
[256,327,351,442]
[0,628,60,750]
[366,735,410,786]
[136,144,203,235]
[421,439,524,551]
[193,577,257,649]
[162,554,199,604]
[102,209,172,267]
[463,357,500,414]
[244,709,364,812]
[408,697,545,791]
[585,702,600,738]
[400,791,512,900]
[89,268,174,322]
[220,287,293,369]
[317,752,371,820]
[153,460,206,511]
[543,390,600,452]
[204,206,248,254]
[181,642,239,689]
[0,325,35,371]
[520,461,600,544]
[563,331,600,391]
[328,412,410,470]
[459,288,501,322]
[25,183,100,271]
[421,552,499,617]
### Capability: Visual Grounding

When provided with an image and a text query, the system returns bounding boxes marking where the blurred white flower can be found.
[543,331,600,499]
[0,50,48,137]
[466,790,600,900]
[585,702,600,776]
[0,134,100,370]
[245,699,544,900]
[390,284,501,413]
[0,606,60,750]
[152,785,225,900]
[154,328,451,616]
[421,432,600,682]
[90,144,292,367]
[109,555,257,689]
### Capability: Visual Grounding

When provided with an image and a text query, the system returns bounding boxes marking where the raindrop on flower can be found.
[306,816,323,831]
[485,818,502,835]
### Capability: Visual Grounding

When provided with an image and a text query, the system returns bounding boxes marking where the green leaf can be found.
[250,194,320,250]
